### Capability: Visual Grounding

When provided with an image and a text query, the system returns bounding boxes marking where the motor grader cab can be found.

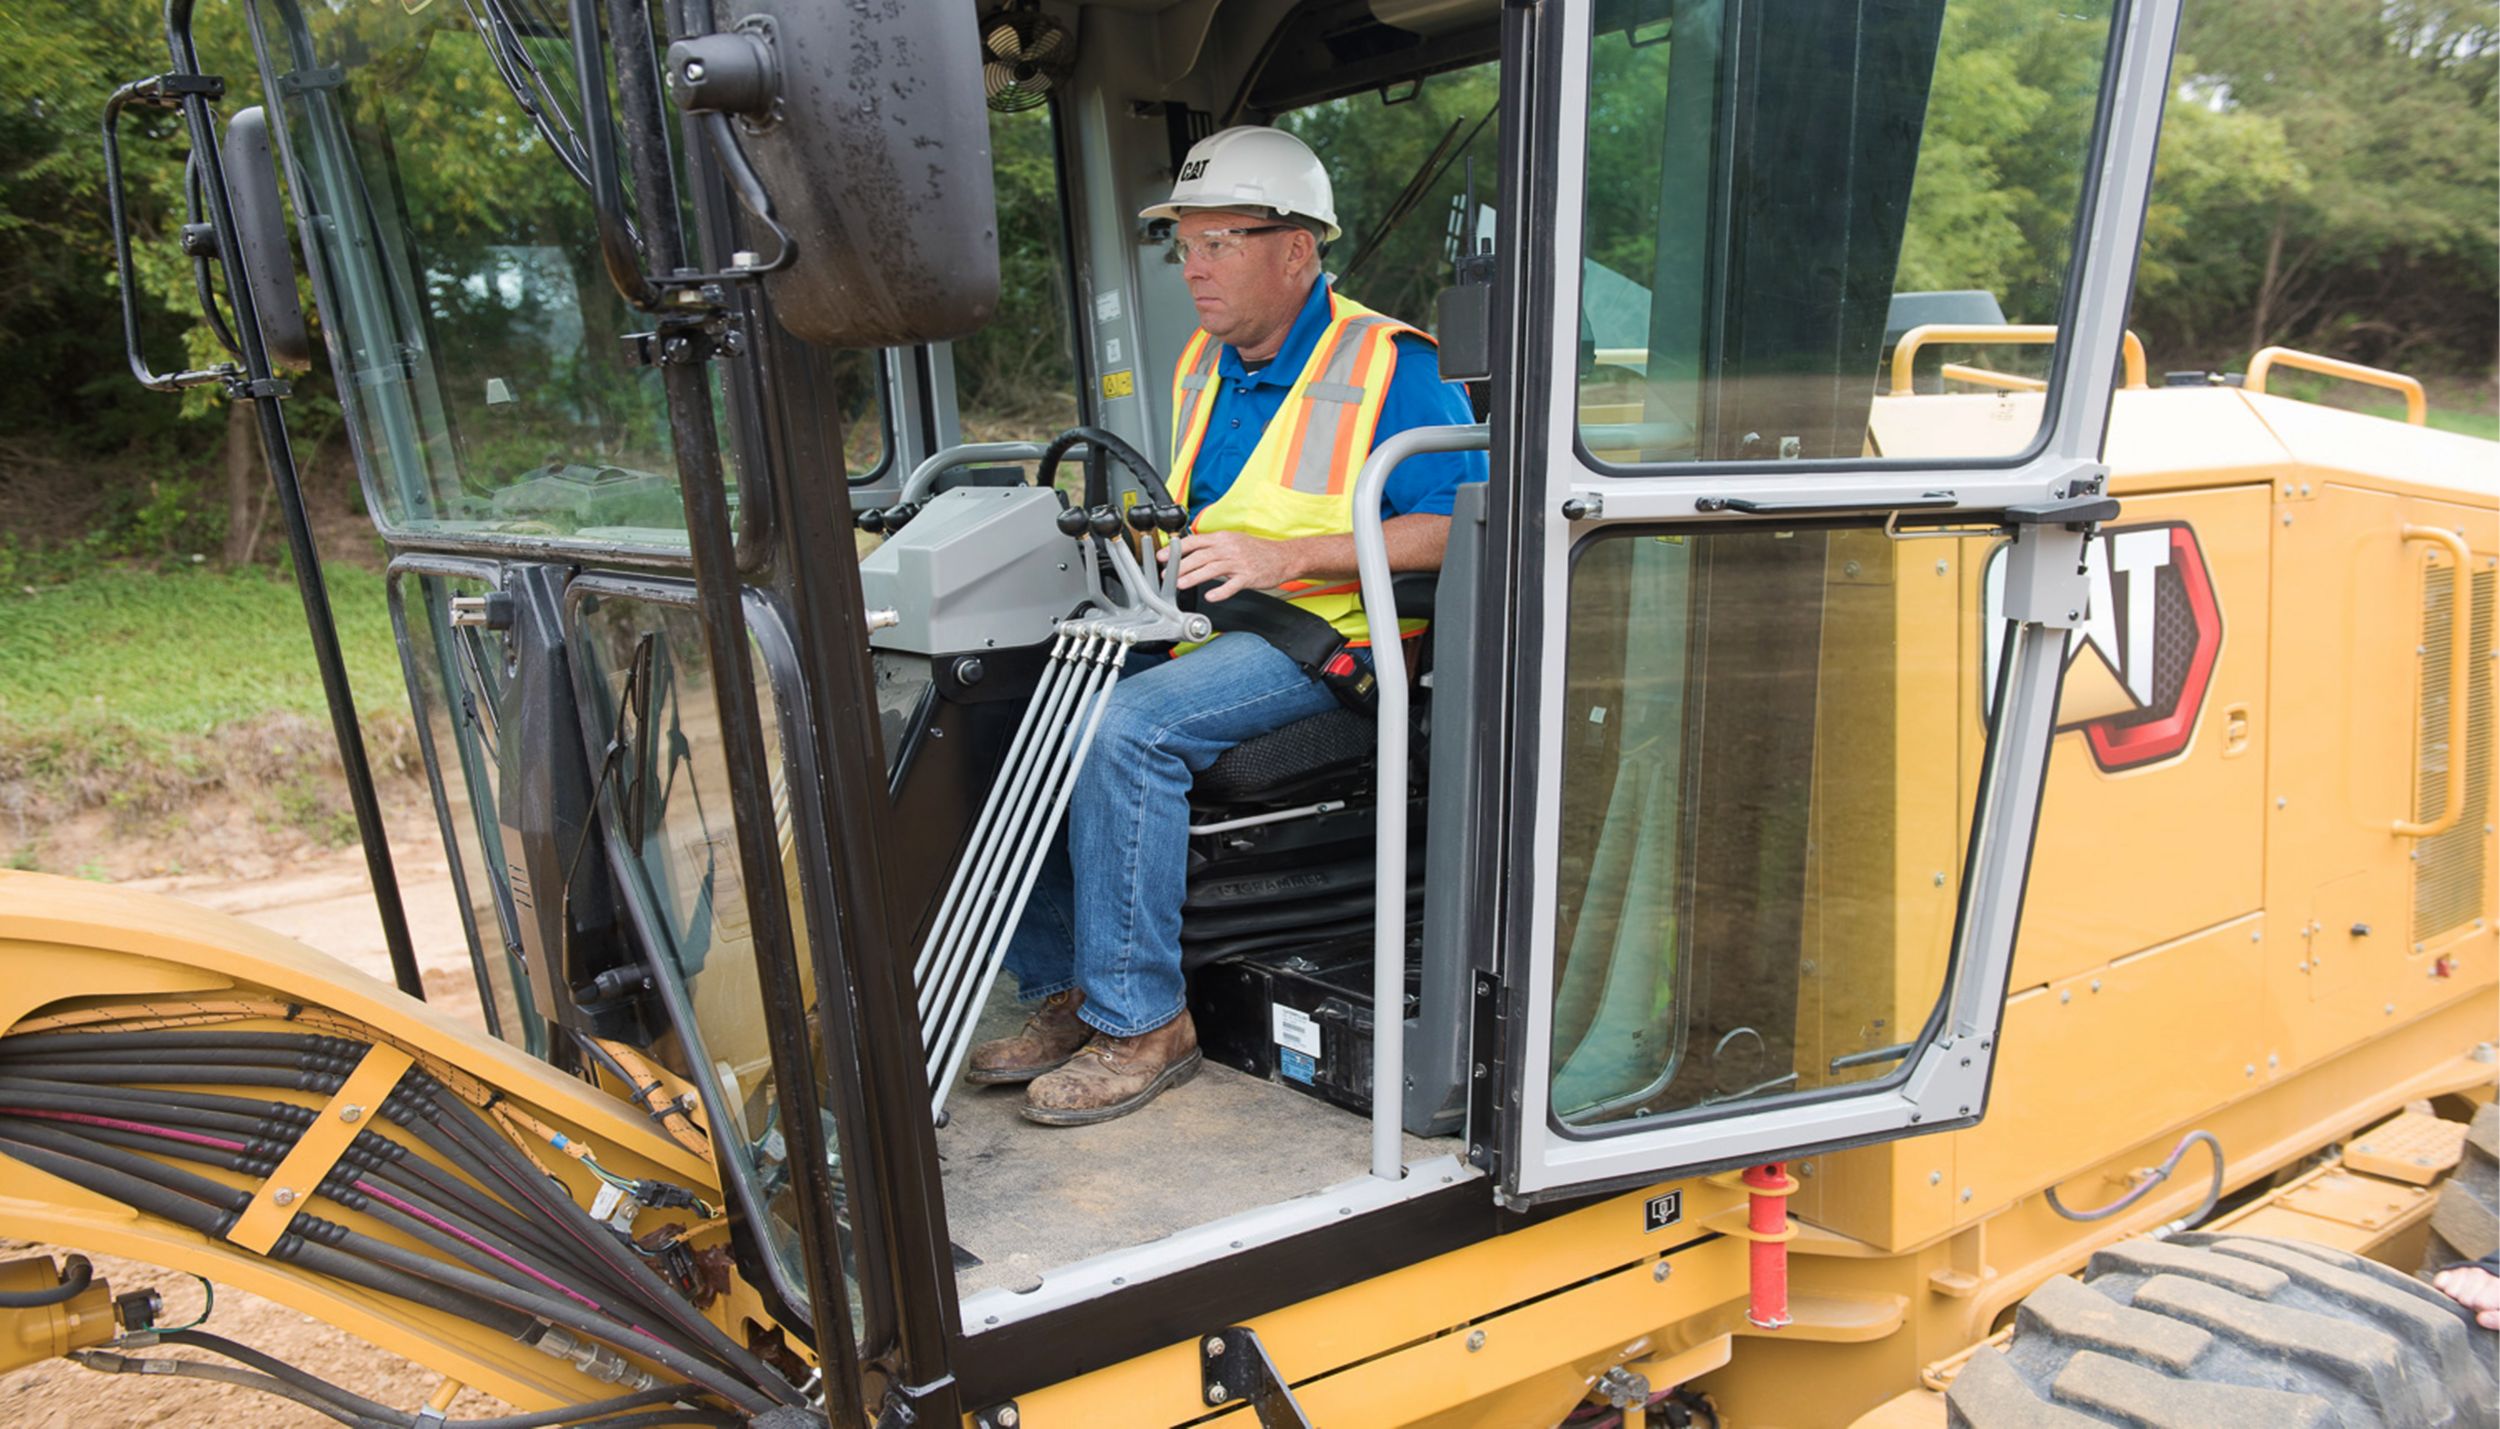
[7,0,2492,1424]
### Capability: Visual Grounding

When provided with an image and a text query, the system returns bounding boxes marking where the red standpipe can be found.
[1743,1161,1795,1330]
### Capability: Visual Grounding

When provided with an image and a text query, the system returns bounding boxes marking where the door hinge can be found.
[1201,1328,1313,1429]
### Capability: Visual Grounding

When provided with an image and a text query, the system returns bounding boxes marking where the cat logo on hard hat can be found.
[1982,521,2223,772]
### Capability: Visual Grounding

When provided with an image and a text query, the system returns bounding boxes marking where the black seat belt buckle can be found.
[1319,648,1376,714]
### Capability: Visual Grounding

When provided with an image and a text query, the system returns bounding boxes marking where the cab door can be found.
[1490,0,2181,1201]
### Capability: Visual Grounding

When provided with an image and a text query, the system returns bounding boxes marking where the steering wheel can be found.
[1034,425,1185,528]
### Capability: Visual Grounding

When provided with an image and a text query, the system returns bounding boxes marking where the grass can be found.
[0,563,412,862]
[0,563,403,743]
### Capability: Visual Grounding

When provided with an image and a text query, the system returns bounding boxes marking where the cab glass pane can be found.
[572,593,861,1327]
[1550,528,1967,1129]
[1576,1,2119,466]
[249,0,783,545]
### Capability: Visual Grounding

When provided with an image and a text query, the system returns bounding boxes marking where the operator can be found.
[966,126,1487,1126]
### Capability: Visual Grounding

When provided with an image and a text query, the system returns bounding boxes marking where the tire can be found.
[2418,1100,2498,1274]
[1946,1234,2498,1428]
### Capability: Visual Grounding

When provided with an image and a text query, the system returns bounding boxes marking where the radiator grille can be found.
[2414,564,2496,944]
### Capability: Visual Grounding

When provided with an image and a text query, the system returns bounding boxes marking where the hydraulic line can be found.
[0,1032,784,1399]
[0,1251,89,1307]
[0,1124,772,1414]
[76,1347,397,1428]
[0,1078,638,1308]
[157,1330,738,1429]
[0,1029,796,1406]
[2045,1130,2225,1228]
[0,1121,772,1412]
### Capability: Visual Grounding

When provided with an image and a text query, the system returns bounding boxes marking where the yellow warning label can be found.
[1100,369,1136,400]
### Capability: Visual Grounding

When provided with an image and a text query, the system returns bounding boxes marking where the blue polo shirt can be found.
[1183,278,1486,520]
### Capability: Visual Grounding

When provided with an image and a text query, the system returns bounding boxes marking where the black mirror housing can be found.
[695,5,1001,349]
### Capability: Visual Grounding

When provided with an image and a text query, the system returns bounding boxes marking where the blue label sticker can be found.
[1279,1048,1317,1085]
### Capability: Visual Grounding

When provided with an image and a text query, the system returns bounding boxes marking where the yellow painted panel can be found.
[1947,918,2266,1215]
[2015,483,2272,993]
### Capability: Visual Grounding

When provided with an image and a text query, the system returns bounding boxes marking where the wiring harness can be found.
[0,1020,802,1426]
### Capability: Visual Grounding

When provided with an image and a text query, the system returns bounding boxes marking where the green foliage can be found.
[0,563,400,741]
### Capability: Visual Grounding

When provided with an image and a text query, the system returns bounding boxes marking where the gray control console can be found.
[856,486,1087,655]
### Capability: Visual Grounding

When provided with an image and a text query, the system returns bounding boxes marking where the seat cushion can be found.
[1194,707,1376,806]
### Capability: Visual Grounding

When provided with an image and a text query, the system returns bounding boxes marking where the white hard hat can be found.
[1139,126,1340,243]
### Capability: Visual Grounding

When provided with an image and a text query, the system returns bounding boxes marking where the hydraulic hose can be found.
[158,1331,737,1429]
[0,1126,772,1414]
[0,1030,796,1407]
[0,1251,90,1307]
[2045,1129,2224,1227]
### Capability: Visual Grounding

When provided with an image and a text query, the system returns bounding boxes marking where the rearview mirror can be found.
[672,4,1000,349]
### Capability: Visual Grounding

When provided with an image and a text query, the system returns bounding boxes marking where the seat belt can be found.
[1184,587,1380,714]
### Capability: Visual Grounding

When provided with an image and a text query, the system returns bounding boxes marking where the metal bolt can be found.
[2384,1003,2396,1016]
[2244,1064,2256,1078]
[2283,514,2294,526]
[2299,483,2311,496]
[1934,871,1948,887]
[682,59,707,83]
[2068,608,2082,621]
[2471,1042,2495,1064]
[1653,1261,1672,1282]
[2253,928,2264,941]
[2060,989,2072,1004]
[1797,1161,1816,1178]
[2276,797,2288,810]
[2267,1053,2280,1071]
[1844,560,1862,577]
[1467,1331,1487,1352]
[272,1187,298,1206]
[996,1409,1019,1428]
[1936,559,1950,575]
[339,1105,364,1124]
[1960,1187,1973,1203]
[1930,1170,1943,1186]
[1204,1336,1225,1356]
[2090,979,2102,993]
[1207,1384,1229,1405]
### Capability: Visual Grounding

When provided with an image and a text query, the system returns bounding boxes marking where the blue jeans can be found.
[1003,633,1338,1037]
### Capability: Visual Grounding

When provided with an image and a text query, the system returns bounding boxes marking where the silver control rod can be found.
[1348,422,1490,1182]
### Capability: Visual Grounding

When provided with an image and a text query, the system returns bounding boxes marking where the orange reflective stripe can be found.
[1325,322,1396,495]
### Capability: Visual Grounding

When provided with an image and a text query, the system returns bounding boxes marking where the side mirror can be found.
[221,106,311,372]
[670,6,1000,349]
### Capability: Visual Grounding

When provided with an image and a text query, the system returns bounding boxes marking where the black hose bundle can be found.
[0,1025,803,1419]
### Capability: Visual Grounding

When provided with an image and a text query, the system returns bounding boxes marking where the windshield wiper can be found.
[461,0,639,247]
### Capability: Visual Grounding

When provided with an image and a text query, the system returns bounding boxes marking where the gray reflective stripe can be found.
[1173,339,1225,464]
[1284,316,1404,496]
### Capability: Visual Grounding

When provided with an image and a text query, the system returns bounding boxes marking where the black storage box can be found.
[1190,939,1420,1117]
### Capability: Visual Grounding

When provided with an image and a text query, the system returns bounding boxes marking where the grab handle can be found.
[2395,524,2473,838]
[2246,347,2427,426]
[1889,324,2148,396]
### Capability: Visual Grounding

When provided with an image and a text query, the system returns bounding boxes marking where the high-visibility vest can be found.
[1168,288,1430,647]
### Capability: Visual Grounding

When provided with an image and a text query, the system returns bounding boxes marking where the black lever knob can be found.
[856,508,887,533]
[1088,506,1124,537]
[1155,503,1189,533]
[1055,507,1091,537]
[881,502,920,531]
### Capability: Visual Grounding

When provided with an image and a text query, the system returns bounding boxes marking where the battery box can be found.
[1190,939,1421,1117]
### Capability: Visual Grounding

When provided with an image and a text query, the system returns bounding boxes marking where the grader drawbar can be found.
[10,0,2494,1425]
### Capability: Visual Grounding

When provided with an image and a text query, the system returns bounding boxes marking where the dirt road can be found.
[0,828,525,1427]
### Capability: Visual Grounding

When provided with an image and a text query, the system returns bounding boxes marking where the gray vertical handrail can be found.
[1349,422,1490,1182]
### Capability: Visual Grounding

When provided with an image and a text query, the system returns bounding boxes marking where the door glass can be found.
[394,571,543,1052]
[572,593,861,1328]
[1576,1,2120,465]
[1550,528,1965,1129]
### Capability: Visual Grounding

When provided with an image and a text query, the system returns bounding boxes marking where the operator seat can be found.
[1178,573,1437,969]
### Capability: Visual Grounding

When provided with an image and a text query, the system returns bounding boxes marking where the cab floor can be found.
[937,985,1445,1303]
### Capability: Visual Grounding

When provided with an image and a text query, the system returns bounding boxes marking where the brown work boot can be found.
[1018,1012,1202,1126]
[964,991,1093,1085]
